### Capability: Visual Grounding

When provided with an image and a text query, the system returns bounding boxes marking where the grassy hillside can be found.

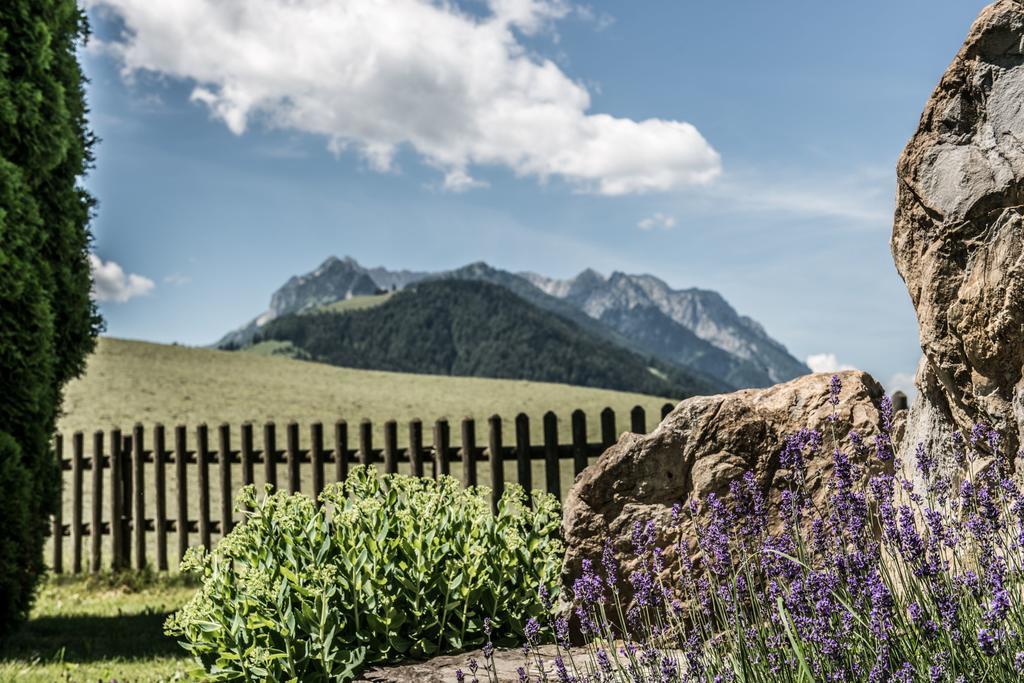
[60,337,675,445]
[259,279,717,398]
[312,291,393,314]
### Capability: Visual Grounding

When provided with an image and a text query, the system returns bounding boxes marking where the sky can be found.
[81,0,994,396]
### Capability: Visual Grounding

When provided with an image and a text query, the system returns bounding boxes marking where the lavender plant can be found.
[502,376,1024,683]
[166,467,562,681]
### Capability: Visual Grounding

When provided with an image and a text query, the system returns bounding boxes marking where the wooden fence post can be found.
[488,415,503,514]
[359,420,372,467]
[630,405,646,434]
[571,410,588,477]
[119,433,133,568]
[240,423,255,487]
[334,420,348,484]
[409,420,424,478]
[542,412,560,500]
[197,424,211,550]
[109,429,122,571]
[433,419,450,478]
[91,430,104,573]
[174,425,189,563]
[286,422,300,495]
[71,432,84,574]
[514,413,531,497]
[600,407,616,447]
[218,423,233,537]
[154,424,168,572]
[52,435,63,574]
[383,420,398,475]
[133,424,146,570]
[461,418,477,487]
[311,422,325,501]
[263,422,277,490]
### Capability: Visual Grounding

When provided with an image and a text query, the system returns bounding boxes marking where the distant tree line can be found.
[260,280,712,397]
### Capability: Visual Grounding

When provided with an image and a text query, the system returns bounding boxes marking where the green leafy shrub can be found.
[166,468,563,680]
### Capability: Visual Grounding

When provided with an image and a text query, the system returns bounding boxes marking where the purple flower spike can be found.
[601,541,618,588]
[537,584,552,611]
[524,617,540,645]
[829,374,842,407]
[879,395,893,433]
[554,616,569,647]
[660,656,679,682]
[554,656,570,683]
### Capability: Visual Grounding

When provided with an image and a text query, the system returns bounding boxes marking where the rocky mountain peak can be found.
[536,268,808,384]
[217,257,808,391]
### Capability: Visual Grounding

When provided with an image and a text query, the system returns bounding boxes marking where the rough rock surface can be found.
[892,0,1024,466]
[561,371,887,597]
[359,646,558,682]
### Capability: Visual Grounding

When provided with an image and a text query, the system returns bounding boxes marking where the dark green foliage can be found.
[0,0,100,635]
[167,469,564,680]
[262,280,715,398]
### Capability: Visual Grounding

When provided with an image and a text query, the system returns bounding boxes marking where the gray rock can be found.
[892,0,1024,465]
[560,371,888,608]
[359,646,558,683]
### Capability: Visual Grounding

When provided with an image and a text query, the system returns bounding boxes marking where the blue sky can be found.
[82,0,992,394]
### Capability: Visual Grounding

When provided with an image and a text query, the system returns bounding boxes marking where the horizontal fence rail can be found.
[48,403,675,574]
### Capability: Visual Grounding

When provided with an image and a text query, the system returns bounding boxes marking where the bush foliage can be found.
[0,0,100,635]
[166,469,563,681]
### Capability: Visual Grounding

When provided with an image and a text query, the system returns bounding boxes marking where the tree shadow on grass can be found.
[0,609,184,664]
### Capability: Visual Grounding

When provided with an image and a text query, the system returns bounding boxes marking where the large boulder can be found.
[561,371,888,597]
[892,0,1024,467]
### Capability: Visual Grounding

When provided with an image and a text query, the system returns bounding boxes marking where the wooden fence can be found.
[49,403,674,575]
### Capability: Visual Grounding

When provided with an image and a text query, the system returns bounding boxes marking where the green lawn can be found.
[0,575,195,682]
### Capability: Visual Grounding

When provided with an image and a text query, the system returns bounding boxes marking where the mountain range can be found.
[256,280,717,398]
[217,256,809,395]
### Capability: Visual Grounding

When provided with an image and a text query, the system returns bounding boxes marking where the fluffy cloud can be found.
[637,212,676,230]
[806,353,857,374]
[89,254,155,303]
[87,0,721,195]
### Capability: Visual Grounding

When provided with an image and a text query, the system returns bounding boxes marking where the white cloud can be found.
[86,0,720,196]
[89,254,155,303]
[637,212,676,231]
[574,4,615,31]
[806,353,857,374]
[164,273,192,286]
[678,166,895,228]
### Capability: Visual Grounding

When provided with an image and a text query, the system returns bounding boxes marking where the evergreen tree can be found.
[0,0,101,634]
